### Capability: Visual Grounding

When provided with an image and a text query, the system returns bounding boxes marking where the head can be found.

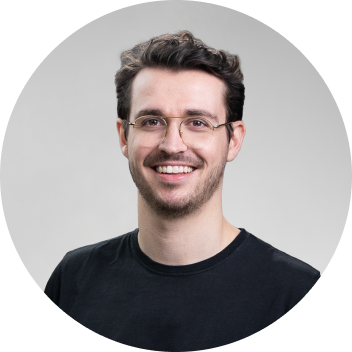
[115,31,245,219]
[115,30,245,141]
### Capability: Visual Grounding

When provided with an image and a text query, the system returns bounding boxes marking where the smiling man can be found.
[45,31,320,351]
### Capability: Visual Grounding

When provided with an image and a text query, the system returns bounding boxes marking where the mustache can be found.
[143,152,204,168]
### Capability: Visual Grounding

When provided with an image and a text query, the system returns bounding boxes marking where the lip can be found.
[151,161,197,168]
[151,166,195,182]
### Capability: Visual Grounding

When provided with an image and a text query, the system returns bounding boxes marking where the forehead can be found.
[130,68,227,120]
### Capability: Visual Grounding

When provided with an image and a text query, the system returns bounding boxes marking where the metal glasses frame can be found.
[123,115,233,140]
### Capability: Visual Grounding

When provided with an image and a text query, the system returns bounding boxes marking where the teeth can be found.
[155,166,194,174]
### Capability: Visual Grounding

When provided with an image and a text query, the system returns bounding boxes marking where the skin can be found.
[117,68,245,265]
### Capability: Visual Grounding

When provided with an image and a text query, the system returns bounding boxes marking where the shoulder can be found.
[242,230,320,296]
[45,229,138,306]
[59,229,137,273]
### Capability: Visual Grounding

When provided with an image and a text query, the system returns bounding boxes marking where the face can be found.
[117,68,245,219]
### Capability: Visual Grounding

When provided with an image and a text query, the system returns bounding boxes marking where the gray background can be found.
[1,1,351,290]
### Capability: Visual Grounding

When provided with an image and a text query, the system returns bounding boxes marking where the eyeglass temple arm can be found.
[122,120,135,126]
[213,121,233,129]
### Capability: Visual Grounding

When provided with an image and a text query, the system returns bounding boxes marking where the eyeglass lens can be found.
[131,116,214,149]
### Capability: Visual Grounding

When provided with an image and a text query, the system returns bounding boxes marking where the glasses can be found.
[123,115,232,149]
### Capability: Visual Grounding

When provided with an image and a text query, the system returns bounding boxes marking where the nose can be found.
[158,119,187,154]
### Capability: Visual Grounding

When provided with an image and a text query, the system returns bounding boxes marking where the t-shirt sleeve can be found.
[288,270,320,310]
[275,254,321,313]
[44,261,63,306]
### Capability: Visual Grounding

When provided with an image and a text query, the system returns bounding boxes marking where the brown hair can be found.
[115,30,245,140]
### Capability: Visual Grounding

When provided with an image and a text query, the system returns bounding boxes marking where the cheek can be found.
[193,149,215,169]
[128,131,156,155]
[127,140,153,167]
[128,133,143,156]
[198,139,228,166]
[127,132,139,148]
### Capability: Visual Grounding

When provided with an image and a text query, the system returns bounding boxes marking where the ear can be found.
[116,118,129,158]
[227,121,246,162]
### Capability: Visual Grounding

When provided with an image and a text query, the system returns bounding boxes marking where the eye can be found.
[191,120,205,127]
[184,118,211,130]
[137,116,166,128]
[144,119,160,126]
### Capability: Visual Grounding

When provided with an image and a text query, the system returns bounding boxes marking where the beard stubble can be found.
[129,152,227,219]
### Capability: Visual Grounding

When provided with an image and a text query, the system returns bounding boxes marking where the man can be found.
[45,31,320,351]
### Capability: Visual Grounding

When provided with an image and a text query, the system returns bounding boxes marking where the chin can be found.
[141,188,205,219]
[147,197,197,219]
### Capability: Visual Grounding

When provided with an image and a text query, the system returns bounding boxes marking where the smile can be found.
[155,166,194,174]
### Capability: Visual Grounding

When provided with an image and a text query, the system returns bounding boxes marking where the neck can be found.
[137,189,240,266]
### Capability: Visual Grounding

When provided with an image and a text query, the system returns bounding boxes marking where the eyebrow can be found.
[134,108,219,123]
[134,109,163,121]
[184,109,219,124]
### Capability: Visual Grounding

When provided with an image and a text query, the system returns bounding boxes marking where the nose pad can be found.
[159,122,186,145]
[179,130,184,144]
[157,127,168,146]
[163,127,182,138]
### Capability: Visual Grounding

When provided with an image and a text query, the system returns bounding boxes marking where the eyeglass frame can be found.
[122,115,233,144]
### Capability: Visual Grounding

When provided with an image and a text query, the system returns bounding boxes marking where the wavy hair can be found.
[115,30,245,140]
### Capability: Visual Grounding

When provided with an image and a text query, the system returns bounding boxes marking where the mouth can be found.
[150,165,197,182]
[154,165,195,174]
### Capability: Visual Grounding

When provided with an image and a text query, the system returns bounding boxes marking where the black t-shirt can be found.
[45,228,320,351]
